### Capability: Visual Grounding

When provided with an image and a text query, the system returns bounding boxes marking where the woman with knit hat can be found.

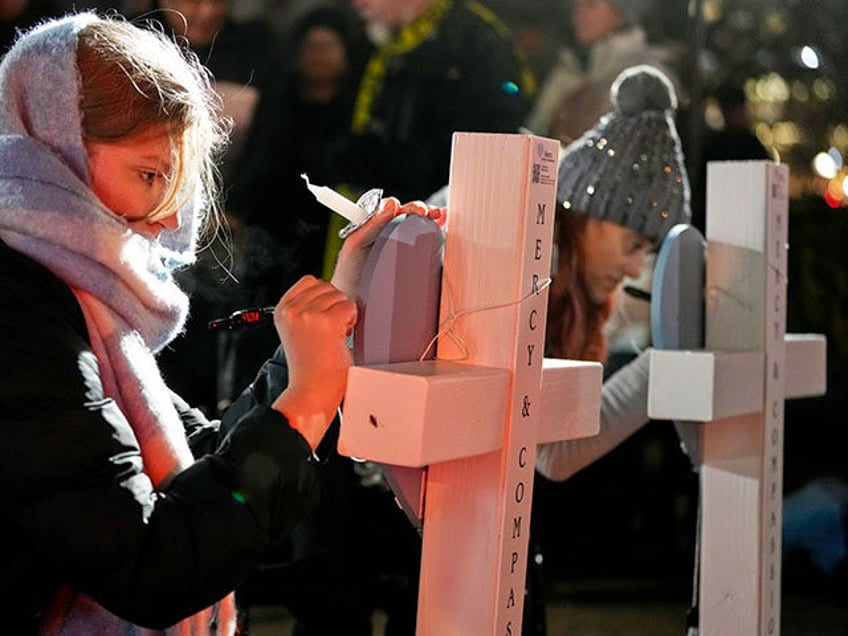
[524,0,684,370]
[537,63,691,482]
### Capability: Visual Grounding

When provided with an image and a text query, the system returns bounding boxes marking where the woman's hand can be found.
[271,275,357,450]
[331,197,444,299]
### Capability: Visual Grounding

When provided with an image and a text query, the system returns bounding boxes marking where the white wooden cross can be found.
[338,132,603,634]
[647,161,827,636]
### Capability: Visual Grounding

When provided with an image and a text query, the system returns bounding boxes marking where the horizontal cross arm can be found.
[538,358,602,443]
[648,333,826,422]
[338,359,509,467]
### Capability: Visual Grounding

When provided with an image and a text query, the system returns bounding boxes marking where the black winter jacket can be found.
[0,239,322,632]
[330,0,535,202]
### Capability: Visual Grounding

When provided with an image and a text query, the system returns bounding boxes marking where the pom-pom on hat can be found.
[556,64,691,243]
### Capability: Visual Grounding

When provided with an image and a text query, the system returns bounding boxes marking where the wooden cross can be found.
[338,132,603,634]
[647,161,827,636]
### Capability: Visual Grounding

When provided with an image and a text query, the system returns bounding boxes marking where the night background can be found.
[3,0,846,631]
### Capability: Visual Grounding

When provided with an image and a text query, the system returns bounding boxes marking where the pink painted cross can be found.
[338,132,602,634]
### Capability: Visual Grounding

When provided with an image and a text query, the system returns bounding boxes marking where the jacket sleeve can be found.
[0,256,323,628]
[220,345,290,433]
[536,349,652,482]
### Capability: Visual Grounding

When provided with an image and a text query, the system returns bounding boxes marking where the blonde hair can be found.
[77,17,229,239]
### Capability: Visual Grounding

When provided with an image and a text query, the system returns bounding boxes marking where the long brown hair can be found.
[545,212,612,362]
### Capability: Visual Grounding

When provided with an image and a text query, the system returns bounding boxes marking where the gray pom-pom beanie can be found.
[556,64,691,243]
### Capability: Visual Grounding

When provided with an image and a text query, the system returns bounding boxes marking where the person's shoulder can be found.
[0,239,63,290]
[0,240,86,340]
[450,0,513,39]
[436,1,523,62]
[0,241,96,418]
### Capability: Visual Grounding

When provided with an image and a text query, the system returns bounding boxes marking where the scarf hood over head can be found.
[0,7,206,474]
[0,12,203,276]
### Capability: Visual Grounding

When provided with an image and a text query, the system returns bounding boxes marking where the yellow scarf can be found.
[326,1,536,280]
[351,0,452,134]
[352,0,536,134]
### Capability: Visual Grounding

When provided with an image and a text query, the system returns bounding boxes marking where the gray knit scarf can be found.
[0,13,234,635]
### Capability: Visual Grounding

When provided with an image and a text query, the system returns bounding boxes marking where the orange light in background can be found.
[824,181,844,208]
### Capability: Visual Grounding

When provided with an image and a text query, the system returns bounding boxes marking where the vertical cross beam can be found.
[699,161,788,635]
[419,132,558,635]
[648,161,826,635]
[340,132,602,633]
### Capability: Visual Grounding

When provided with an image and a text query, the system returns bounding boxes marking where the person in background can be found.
[342,0,535,200]
[230,3,363,283]
[525,0,678,144]
[0,12,440,633]
[530,64,692,630]
[530,63,695,629]
[155,0,284,187]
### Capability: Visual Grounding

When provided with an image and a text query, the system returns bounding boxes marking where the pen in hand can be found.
[210,178,403,333]
[208,306,275,331]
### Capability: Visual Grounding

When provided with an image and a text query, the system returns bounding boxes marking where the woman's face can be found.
[299,26,348,85]
[85,124,180,238]
[159,0,229,48]
[571,0,624,46]
[580,217,653,305]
